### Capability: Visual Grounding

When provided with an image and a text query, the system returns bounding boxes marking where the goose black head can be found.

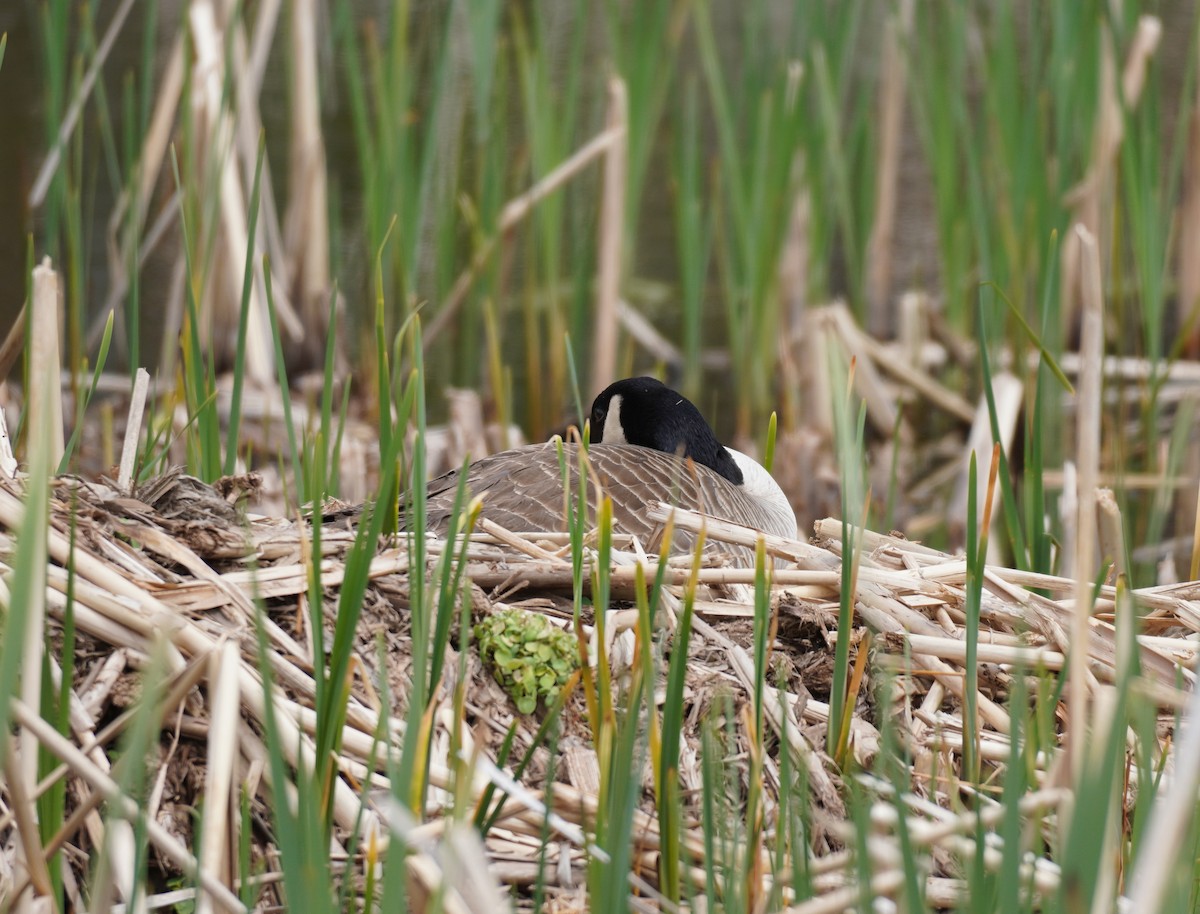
[589,377,745,485]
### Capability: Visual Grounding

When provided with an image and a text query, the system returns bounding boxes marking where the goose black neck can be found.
[589,377,744,485]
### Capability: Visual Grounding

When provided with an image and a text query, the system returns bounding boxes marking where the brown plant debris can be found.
[0,468,1195,912]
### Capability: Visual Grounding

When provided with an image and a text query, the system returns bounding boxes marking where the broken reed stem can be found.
[1097,488,1126,581]
[118,368,150,491]
[951,375,1022,545]
[30,258,65,466]
[1069,224,1104,784]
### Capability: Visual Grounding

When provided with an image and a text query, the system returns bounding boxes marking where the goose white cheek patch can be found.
[603,394,627,443]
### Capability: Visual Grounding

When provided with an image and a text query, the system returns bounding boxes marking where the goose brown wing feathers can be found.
[419,441,785,556]
[423,443,577,534]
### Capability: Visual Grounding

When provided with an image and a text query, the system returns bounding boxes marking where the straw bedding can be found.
[1,466,1195,911]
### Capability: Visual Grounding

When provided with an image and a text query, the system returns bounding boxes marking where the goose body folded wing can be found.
[413,377,798,558]
[422,441,795,551]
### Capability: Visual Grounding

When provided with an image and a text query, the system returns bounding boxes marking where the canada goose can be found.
[420,377,797,558]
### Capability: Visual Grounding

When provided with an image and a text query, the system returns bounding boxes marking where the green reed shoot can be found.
[170,145,222,480]
[827,348,867,760]
[657,532,702,904]
[223,134,266,476]
[261,259,302,501]
[672,77,712,399]
[58,310,113,474]
[252,587,332,914]
[0,358,53,755]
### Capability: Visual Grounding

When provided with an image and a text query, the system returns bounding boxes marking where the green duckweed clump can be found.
[474,608,579,714]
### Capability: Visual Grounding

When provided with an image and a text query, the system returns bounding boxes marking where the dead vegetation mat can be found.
[2,467,1197,911]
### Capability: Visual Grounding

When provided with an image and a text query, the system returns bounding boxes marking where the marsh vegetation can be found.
[2,1,1200,911]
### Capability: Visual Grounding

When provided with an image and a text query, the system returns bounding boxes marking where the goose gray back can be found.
[420,377,798,558]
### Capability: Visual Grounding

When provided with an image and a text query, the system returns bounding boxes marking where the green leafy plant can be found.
[475,608,580,714]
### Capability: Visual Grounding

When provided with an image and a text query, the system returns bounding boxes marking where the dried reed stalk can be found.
[0,407,14,480]
[29,259,65,466]
[195,641,241,914]
[10,698,247,914]
[592,77,628,395]
[864,0,915,334]
[285,0,330,328]
[1181,9,1200,357]
[117,368,149,491]
[949,373,1021,554]
[188,1,293,380]
[5,453,1197,910]
[1067,224,1104,783]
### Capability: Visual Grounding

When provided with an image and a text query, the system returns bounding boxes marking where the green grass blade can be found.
[223,133,266,476]
[58,309,113,474]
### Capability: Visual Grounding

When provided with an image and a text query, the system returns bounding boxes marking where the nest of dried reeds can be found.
[1,464,1197,912]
